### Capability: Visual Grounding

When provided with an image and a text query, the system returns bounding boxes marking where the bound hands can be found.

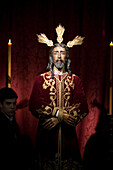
[42,108,79,130]
[42,117,59,130]
[63,112,79,126]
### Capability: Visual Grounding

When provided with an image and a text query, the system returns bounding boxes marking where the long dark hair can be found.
[47,43,72,78]
[0,87,18,104]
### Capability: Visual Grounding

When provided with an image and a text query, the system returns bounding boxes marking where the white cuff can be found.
[56,110,59,117]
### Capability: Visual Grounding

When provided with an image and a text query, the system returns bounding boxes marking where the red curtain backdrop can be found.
[0,0,112,159]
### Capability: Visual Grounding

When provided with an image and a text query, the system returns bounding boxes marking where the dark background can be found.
[0,0,112,159]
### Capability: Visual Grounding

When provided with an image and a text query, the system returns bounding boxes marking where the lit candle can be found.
[110,41,113,46]
[8,39,12,88]
[109,41,113,115]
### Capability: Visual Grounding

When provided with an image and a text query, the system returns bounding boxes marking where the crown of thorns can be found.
[36,24,84,48]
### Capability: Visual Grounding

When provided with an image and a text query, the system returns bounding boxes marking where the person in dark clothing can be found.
[0,87,33,170]
[83,114,113,170]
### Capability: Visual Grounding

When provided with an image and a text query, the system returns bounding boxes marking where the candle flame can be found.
[110,41,113,46]
[8,39,12,45]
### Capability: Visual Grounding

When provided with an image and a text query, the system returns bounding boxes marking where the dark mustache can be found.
[55,58,63,62]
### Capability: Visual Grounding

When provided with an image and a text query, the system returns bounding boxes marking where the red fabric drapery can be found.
[0,0,112,159]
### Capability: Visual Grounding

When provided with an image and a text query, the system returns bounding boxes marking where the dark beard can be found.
[54,58,65,70]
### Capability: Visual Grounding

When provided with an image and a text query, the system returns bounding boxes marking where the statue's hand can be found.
[63,113,79,127]
[42,117,59,130]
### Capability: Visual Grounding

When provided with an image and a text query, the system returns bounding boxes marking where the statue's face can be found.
[52,46,66,70]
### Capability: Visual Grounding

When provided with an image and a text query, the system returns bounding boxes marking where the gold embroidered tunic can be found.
[29,71,88,169]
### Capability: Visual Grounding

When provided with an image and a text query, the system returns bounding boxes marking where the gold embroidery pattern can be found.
[64,74,75,107]
[41,72,53,89]
[54,74,68,108]
[40,73,82,118]
[36,105,53,117]
[66,103,81,116]
[42,72,56,107]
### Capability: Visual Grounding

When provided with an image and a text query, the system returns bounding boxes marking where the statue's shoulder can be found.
[67,73,78,78]
[41,71,51,79]
[41,71,50,76]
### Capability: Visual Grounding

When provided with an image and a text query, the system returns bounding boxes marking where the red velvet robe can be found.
[29,71,88,169]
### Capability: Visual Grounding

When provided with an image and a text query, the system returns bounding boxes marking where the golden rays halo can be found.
[36,24,84,48]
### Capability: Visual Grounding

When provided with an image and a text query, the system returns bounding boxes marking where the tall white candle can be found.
[109,41,113,115]
[8,39,12,88]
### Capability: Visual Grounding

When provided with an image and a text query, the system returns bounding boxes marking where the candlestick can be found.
[7,39,12,88]
[109,41,113,115]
